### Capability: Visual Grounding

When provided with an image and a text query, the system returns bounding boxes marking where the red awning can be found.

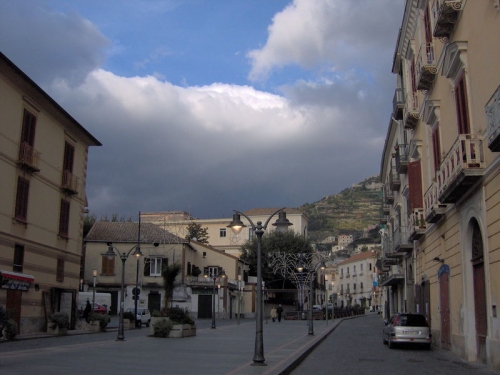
[0,270,35,283]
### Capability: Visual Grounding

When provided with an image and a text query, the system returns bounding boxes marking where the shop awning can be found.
[1,270,35,291]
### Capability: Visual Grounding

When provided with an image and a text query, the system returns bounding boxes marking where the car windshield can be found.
[396,315,428,327]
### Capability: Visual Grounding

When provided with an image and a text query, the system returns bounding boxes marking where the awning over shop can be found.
[1,270,35,291]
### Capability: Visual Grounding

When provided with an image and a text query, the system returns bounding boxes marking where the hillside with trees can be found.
[298,175,382,246]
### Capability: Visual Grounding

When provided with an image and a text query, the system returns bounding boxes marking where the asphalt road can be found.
[290,314,497,375]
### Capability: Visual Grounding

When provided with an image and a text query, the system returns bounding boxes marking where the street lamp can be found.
[205,269,226,329]
[325,275,328,326]
[103,242,143,341]
[92,269,97,315]
[237,275,242,325]
[297,258,325,336]
[228,208,292,366]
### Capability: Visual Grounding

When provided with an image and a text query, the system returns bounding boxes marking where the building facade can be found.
[380,1,500,370]
[0,52,101,333]
[84,221,251,319]
[337,251,380,310]
[141,208,308,257]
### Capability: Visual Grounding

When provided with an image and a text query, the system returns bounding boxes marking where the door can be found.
[471,219,487,362]
[198,294,212,319]
[148,293,161,314]
[6,290,22,328]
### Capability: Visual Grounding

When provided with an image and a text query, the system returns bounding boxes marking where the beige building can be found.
[380,1,500,370]
[337,251,381,310]
[84,221,251,319]
[141,208,308,257]
[0,52,101,333]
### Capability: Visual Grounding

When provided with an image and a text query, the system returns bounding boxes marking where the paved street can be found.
[291,314,497,375]
[1,315,497,375]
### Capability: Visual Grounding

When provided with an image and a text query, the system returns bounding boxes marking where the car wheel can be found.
[424,343,431,350]
[388,340,395,349]
[383,336,388,345]
[146,320,150,327]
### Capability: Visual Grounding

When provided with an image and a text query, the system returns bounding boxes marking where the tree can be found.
[239,230,313,281]
[184,222,210,244]
[162,263,182,309]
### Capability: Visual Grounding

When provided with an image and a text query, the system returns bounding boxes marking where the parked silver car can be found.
[383,313,432,349]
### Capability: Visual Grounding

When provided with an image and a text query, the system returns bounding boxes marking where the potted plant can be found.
[123,311,135,330]
[150,307,196,338]
[47,312,69,335]
[89,313,110,332]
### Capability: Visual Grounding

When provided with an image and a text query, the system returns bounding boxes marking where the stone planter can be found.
[150,317,196,338]
[47,326,68,336]
[88,320,101,332]
[123,318,132,330]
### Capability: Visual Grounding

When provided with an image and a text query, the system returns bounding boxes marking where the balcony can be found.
[382,202,390,216]
[18,142,40,172]
[380,213,388,225]
[394,225,413,255]
[380,272,405,287]
[389,168,401,191]
[403,93,420,129]
[384,185,394,204]
[416,42,437,91]
[432,0,464,40]
[61,170,79,195]
[408,208,426,241]
[485,85,500,152]
[393,88,404,120]
[424,182,447,223]
[437,134,485,203]
[394,144,409,174]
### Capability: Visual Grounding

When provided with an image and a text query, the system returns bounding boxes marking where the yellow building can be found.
[0,52,101,333]
[84,221,249,319]
[380,1,500,370]
[141,207,308,256]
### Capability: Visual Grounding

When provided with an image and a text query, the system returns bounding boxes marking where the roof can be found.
[84,222,186,244]
[338,251,379,266]
[0,52,101,147]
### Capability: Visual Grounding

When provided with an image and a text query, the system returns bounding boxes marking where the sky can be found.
[0,0,405,220]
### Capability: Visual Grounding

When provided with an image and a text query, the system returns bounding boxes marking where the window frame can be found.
[101,256,115,276]
[15,176,30,222]
[58,199,70,238]
[13,244,24,273]
[219,228,227,238]
[56,257,65,282]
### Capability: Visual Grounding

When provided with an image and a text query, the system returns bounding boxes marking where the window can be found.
[101,256,115,276]
[219,228,227,237]
[455,74,470,134]
[58,199,70,238]
[20,109,36,148]
[360,282,364,289]
[56,257,64,282]
[353,283,356,291]
[360,264,363,272]
[63,141,75,174]
[144,257,167,276]
[207,266,220,278]
[15,176,30,222]
[432,125,441,171]
[248,228,254,241]
[369,263,372,271]
[13,245,24,273]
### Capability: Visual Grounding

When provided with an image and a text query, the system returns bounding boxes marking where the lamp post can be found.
[228,208,292,366]
[103,242,143,341]
[297,257,325,336]
[237,275,242,325]
[325,275,328,326]
[205,269,226,329]
[92,269,97,315]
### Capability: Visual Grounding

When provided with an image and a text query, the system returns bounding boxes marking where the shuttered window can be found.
[432,125,441,171]
[408,160,423,210]
[56,257,64,282]
[15,177,30,222]
[58,199,70,238]
[455,74,470,134]
[101,256,115,275]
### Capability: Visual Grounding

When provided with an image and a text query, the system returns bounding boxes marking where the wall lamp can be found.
[433,257,445,263]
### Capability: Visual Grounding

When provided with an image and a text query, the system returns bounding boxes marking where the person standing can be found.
[270,306,277,322]
[277,304,283,322]
[276,304,283,322]
[83,300,92,323]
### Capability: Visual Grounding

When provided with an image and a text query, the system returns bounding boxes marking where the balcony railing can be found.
[424,182,447,223]
[403,92,420,129]
[384,185,394,204]
[389,167,401,191]
[393,88,404,120]
[395,144,409,174]
[61,170,79,195]
[485,85,500,152]
[393,225,413,254]
[18,142,40,172]
[437,134,485,203]
[432,0,464,40]
[408,208,426,241]
[416,42,437,91]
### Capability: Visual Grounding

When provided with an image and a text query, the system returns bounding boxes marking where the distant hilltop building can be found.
[338,234,353,247]
[364,181,383,190]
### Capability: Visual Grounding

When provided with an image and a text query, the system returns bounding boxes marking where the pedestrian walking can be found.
[83,300,92,323]
[271,306,277,322]
[277,304,283,322]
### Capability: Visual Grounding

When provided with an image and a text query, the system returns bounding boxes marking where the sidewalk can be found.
[1,315,360,375]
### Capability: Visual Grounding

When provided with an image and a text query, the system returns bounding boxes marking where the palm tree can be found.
[162,263,182,309]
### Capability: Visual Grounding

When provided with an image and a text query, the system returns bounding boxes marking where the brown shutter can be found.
[408,160,423,210]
